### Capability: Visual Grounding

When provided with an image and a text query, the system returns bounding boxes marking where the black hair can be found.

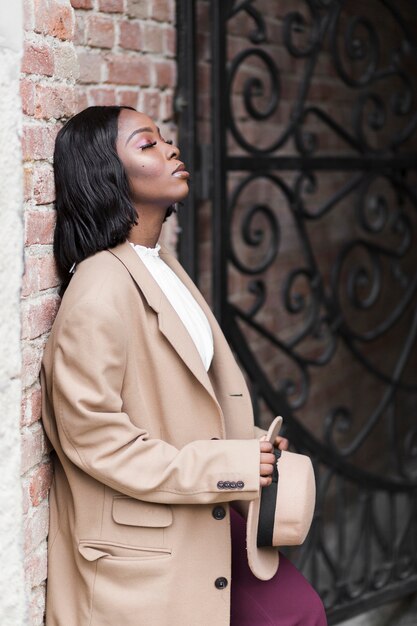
[53,105,176,293]
[54,106,136,290]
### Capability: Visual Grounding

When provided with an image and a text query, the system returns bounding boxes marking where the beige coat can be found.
[41,242,263,626]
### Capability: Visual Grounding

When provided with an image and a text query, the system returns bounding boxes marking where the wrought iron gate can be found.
[176,0,417,622]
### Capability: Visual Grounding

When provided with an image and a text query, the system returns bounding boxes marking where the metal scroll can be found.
[177,0,417,622]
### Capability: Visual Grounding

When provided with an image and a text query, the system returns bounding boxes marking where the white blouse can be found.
[130,242,214,371]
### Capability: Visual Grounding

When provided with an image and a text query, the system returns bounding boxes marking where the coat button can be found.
[212,506,226,520]
[223,481,231,489]
[217,481,224,489]
[215,577,228,589]
[236,481,244,489]
[229,481,237,489]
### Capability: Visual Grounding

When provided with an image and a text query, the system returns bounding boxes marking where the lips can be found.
[172,163,190,178]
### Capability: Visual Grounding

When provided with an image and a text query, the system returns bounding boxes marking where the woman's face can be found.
[116,109,190,210]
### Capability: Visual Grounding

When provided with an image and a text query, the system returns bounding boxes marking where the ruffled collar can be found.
[129,242,161,257]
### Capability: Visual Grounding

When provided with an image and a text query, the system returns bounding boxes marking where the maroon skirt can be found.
[230,508,328,626]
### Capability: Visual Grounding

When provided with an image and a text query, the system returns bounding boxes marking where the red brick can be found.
[162,25,176,57]
[74,13,86,44]
[22,124,59,161]
[34,0,75,41]
[150,0,172,23]
[119,20,142,51]
[153,59,176,88]
[87,14,115,48]
[29,583,47,626]
[98,0,123,12]
[24,166,34,201]
[25,209,55,245]
[22,41,54,76]
[22,339,47,390]
[89,87,117,105]
[126,0,148,19]
[78,50,105,83]
[21,78,35,116]
[160,91,173,122]
[117,89,139,108]
[138,89,160,119]
[75,86,89,111]
[200,25,215,60]
[29,462,54,506]
[70,0,93,8]
[196,0,208,24]
[21,387,42,428]
[142,22,163,53]
[107,54,151,86]
[32,163,55,204]
[22,475,32,516]
[23,499,49,554]
[309,80,336,101]
[53,43,79,80]
[21,423,48,475]
[22,254,60,297]
[21,295,60,340]
[34,83,76,119]
[26,551,48,593]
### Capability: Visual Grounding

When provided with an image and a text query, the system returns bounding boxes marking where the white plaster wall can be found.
[0,1,27,625]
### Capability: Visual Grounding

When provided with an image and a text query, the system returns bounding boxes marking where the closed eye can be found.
[141,142,157,150]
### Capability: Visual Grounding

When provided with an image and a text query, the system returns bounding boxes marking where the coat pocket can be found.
[78,539,172,562]
[112,496,173,528]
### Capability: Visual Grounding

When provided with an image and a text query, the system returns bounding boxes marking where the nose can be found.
[167,142,180,159]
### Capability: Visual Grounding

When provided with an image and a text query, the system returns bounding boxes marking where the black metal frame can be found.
[176,0,417,622]
[175,0,198,281]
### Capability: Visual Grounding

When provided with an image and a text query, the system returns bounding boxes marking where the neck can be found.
[128,206,165,248]
[129,234,160,248]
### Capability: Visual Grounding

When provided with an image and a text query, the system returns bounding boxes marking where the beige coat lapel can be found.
[108,242,217,402]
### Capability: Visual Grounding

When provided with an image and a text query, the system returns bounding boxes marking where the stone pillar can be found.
[0,1,27,625]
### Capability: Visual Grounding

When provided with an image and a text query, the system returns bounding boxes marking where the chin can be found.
[173,183,190,203]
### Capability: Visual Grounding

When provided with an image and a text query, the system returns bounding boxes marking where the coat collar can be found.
[108,241,219,403]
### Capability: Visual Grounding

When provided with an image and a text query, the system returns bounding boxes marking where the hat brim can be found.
[246,416,283,581]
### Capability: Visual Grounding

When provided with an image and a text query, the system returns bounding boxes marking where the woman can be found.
[41,105,327,626]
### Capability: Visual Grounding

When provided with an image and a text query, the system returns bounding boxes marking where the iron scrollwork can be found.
[210,0,417,622]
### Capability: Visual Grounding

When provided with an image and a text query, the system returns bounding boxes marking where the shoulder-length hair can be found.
[53,105,137,291]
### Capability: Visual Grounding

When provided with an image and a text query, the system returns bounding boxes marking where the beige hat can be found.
[246,416,316,580]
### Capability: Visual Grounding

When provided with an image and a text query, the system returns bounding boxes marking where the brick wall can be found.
[20,1,177,623]
[21,2,77,622]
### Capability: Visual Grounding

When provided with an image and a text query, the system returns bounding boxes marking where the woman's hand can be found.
[259,435,289,487]
[259,434,290,452]
[274,435,289,451]
[259,441,276,487]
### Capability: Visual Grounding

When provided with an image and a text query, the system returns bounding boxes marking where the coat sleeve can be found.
[50,299,260,505]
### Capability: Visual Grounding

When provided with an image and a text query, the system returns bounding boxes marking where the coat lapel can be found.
[108,242,218,402]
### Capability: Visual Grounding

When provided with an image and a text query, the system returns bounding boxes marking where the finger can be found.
[260,463,274,476]
[260,476,272,488]
[260,452,276,464]
[260,441,273,452]
[274,436,289,451]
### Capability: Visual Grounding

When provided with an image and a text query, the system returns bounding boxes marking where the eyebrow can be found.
[125,126,159,146]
